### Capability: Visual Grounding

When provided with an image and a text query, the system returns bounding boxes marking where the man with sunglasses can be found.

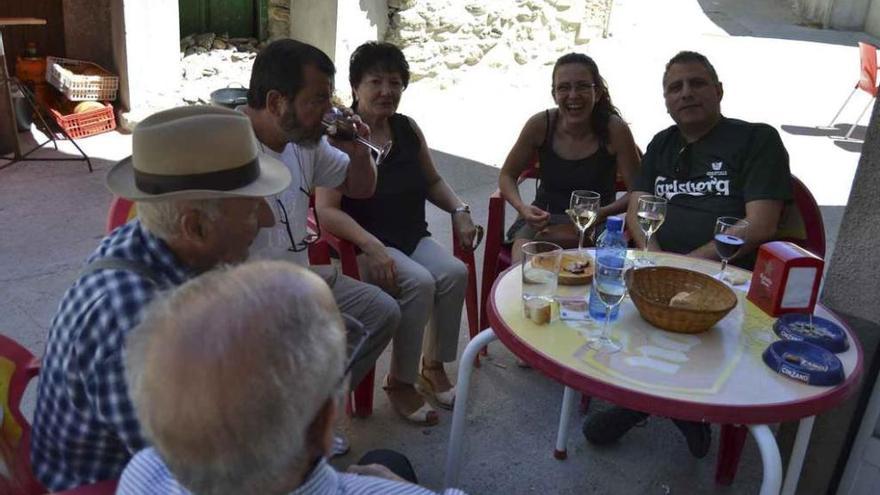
[242,39,399,401]
[118,261,466,495]
[585,51,792,458]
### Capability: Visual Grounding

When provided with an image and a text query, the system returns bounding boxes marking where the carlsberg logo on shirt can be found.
[654,175,731,199]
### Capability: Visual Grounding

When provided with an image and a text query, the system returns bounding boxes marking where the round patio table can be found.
[443,250,862,495]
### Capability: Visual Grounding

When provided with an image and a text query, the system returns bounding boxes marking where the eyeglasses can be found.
[276,194,321,253]
[553,82,598,95]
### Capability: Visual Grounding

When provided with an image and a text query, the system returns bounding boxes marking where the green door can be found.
[179,0,262,38]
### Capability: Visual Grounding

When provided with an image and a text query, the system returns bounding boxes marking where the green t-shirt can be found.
[635,117,793,268]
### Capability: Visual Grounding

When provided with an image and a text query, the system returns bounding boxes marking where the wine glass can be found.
[321,107,393,164]
[635,195,667,267]
[714,216,749,283]
[567,190,601,258]
[587,257,631,354]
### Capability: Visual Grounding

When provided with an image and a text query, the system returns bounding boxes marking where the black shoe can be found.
[672,419,711,458]
[582,407,649,445]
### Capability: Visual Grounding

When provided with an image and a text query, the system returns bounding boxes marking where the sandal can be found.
[417,360,456,410]
[383,375,439,426]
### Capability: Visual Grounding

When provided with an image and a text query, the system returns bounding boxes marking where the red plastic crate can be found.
[49,102,116,139]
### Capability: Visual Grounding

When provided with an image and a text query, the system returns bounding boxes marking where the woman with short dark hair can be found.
[316,42,477,426]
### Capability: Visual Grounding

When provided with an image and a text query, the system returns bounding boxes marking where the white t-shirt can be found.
[251,137,349,265]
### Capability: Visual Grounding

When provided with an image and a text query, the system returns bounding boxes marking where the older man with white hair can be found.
[28,106,294,491]
[117,261,466,495]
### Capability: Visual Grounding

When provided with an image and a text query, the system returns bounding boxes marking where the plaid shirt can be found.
[30,221,191,491]
[118,448,468,495]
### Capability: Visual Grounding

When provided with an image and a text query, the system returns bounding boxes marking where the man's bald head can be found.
[125,261,346,495]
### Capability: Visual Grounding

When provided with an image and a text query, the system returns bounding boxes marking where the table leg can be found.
[781,416,815,495]
[444,328,497,489]
[747,424,783,495]
[554,386,577,460]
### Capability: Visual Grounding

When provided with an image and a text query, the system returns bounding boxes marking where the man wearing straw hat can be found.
[28,106,295,491]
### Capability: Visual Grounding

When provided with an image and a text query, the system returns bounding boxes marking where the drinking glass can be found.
[635,195,667,267]
[567,190,601,258]
[714,216,749,283]
[521,241,563,325]
[587,257,631,353]
[322,107,393,164]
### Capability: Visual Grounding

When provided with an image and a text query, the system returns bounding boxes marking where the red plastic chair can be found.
[828,42,878,140]
[777,175,826,258]
[480,164,628,332]
[308,203,481,413]
[0,334,43,495]
[106,197,137,234]
[50,480,118,495]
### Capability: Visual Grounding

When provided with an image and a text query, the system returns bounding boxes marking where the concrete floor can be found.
[1,0,875,493]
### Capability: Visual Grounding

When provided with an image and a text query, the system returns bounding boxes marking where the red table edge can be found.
[487,258,864,425]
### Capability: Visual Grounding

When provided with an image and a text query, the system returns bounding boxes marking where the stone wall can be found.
[386,0,610,82]
[268,0,291,40]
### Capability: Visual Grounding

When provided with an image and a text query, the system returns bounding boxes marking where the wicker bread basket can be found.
[628,266,738,334]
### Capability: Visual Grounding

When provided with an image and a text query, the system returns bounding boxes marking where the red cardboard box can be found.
[747,241,824,316]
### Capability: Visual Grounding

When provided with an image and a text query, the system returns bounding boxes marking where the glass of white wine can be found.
[567,190,601,258]
[635,195,667,267]
[587,257,631,354]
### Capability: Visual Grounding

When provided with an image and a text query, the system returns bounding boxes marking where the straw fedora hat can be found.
[106,106,290,201]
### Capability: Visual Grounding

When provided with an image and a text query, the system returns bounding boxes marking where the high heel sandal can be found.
[382,375,439,426]
[416,360,456,410]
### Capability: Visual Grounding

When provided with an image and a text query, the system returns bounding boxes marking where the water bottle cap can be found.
[606,216,624,232]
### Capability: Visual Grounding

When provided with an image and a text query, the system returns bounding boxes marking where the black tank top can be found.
[341,113,429,255]
[534,109,617,214]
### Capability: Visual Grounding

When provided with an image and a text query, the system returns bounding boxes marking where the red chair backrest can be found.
[106,197,136,234]
[777,175,826,258]
[858,42,878,96]
[0,335,43,495]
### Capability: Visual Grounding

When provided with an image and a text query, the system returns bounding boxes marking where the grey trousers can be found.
[311,264,399,386]
[357,237,467,384]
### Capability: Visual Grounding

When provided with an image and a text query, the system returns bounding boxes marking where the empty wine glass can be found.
[567,190,601,258]
[322,107,393,164]
[714,216,749,283]
[587,257,631,354]
[635,195,667,267]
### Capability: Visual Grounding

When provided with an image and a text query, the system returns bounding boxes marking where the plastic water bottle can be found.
[589,216,627,322]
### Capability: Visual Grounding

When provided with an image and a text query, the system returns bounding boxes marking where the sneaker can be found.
[331,433,351,458]
[582,407,649,445]
[672,419,711,458]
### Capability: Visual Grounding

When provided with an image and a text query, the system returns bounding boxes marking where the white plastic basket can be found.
[46,56,119,101]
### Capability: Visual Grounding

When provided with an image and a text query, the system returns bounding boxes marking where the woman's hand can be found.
[519,204,551,231]
[362,242,399,297]
[453,211,479,251]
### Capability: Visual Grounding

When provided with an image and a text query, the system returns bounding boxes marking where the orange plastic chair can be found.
[828,42,878,140]
[308,203,481,411]
[0,334,44,495]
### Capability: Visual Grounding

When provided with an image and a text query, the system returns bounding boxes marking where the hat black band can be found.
[134,158,260,195]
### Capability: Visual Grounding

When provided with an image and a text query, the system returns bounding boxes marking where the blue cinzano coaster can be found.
[762,340,844,387]
[773,314,849,353]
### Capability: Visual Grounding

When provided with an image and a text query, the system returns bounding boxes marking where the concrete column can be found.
[63,0,115,74]
[289,0,387,103]
[111,0,181,124]
[777,98,880,493]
